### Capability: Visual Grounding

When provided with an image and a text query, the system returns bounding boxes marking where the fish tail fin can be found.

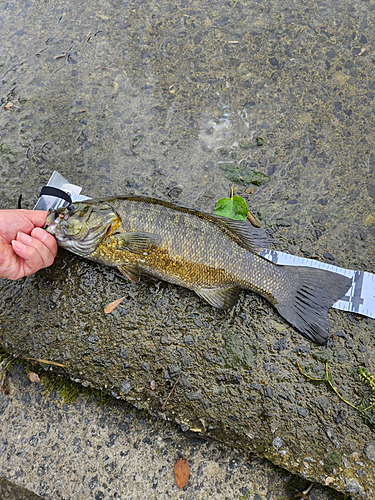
[273,266,352,345]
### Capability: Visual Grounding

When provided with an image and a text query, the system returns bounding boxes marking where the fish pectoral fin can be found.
[118,263,141,283]
[196,286,239,309]
[114,232,161,254]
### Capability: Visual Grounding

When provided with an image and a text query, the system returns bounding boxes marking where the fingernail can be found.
[12,240,26,251]
[31,227,47,241]
[17,232,33,244]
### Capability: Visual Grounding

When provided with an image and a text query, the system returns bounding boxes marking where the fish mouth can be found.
[44,210,58,233]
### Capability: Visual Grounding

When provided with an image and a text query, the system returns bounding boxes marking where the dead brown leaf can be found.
[28,372,40,383]
[174,457,190,489]
[1,373,9,395]
[104,296,126,314]
[247,210,261,228]
[4,102,14,110]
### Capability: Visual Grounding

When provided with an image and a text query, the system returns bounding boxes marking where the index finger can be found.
[21,210,49,228]
[31,227,58,256]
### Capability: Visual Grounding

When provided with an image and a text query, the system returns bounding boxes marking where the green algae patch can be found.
[221,331,255,370]
[38,370,114,405]
[0,143,16,163]
[324,450,342,473]
[218,163,270,186]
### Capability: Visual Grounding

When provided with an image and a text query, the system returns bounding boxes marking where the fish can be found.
[44,196,352,345]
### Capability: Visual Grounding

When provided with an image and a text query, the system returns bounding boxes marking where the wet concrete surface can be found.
[0,0,374,498]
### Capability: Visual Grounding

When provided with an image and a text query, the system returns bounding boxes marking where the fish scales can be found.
[45,196,352,345]
[97,198,284,297]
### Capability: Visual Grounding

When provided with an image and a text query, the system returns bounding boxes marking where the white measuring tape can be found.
[35,171,375,321]
[261,249,375,320]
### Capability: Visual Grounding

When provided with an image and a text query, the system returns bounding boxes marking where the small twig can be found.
[297,361,366,412]
[1,370,9,395]
[301,482,314,499]
[362,400,375,412]
[25,357,67,368]
[286,482,314,500]
[54,53,66,60]
[161,376,180,410]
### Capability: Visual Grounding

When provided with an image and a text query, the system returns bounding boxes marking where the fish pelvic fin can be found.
[118,263,141,283]
[273,266,352,345]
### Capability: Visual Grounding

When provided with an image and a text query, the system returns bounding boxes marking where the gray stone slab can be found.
[0,364,343,500]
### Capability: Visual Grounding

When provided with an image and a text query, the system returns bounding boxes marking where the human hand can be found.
[0,210,58,280]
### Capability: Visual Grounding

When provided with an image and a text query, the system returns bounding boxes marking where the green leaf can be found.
[214,195,248,221]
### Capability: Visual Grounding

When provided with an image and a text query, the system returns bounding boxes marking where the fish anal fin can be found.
[118,263,141,283]
[114,232,160,254]
[196,286,239,309]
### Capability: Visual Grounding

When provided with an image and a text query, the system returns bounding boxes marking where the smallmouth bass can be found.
[45,196,352,345]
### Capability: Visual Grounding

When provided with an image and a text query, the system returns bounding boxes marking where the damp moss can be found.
[324,450,342,473]
[0,346,114,406]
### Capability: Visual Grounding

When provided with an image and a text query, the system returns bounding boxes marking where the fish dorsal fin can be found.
[113,232,161,254]
[196,286,239,309]
[118,263,141,283]
[211,216,272,254]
